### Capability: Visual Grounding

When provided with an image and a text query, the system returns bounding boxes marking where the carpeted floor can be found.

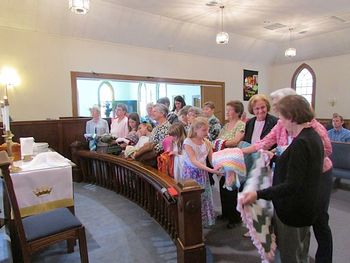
[2,181,350,262]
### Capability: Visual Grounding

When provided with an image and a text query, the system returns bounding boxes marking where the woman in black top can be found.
[243,94,278,145]
[240,95,324,263]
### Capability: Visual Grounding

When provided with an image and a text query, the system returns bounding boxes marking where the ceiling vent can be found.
[330,15,349,23]
[206,1,219,7]
[264,23,287,30]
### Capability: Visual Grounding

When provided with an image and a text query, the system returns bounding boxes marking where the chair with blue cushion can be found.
[0,152,89,263]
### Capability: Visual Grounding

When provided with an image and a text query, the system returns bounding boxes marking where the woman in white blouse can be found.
[110,103,129,138]
[85,105,109,136]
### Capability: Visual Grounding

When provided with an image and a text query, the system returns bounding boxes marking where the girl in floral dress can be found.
[183,117,222,227]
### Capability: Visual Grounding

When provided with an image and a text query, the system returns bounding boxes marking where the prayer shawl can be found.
[212,148,246,190]
[237,150,276,263]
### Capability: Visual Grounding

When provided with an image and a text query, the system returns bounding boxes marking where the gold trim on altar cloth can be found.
[19,198,74,217]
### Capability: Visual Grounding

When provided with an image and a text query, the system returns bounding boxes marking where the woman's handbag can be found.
[134,143,158,168]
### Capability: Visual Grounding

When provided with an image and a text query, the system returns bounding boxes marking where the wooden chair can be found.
[0,152,89,263]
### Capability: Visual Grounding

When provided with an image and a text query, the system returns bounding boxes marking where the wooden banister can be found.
[71,145,205,263]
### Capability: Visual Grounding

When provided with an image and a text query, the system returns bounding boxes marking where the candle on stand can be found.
[3,96,10,131]
[0,101,4,130]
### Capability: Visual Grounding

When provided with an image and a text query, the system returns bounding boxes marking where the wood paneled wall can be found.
[317,118,350,130]
[4,118,95,159]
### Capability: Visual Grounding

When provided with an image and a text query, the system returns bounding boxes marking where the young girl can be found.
[116,112,140,147]
[167,122,187,181]
[124,123,153,158]
[183,117,222,228]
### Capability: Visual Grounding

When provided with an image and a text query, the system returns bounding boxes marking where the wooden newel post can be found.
[176,180,206,263]
[70,141,88,182]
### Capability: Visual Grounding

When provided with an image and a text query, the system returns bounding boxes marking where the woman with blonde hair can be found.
[244,94,278,145]
[182,117,222,227]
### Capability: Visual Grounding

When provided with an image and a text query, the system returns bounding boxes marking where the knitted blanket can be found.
[212,148,246,190]
[237,151,276,263]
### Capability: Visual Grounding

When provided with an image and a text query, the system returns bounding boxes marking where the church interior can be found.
[0,1,350,262]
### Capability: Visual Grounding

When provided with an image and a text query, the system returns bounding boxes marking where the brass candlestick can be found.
[2,130,21,173]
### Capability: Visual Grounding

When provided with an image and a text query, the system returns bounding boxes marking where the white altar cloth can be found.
[11,153,73,217]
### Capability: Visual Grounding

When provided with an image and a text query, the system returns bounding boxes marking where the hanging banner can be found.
[243,69,259,101]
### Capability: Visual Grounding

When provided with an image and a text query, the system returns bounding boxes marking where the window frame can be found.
[70,71,225,117]
[291,63,316,109]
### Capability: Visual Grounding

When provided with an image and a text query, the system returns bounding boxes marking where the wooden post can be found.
[69,141,88,182]
[176,180,206,263]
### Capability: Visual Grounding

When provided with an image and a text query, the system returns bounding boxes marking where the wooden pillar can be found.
[69,141,88,182]
[176,180,206,263]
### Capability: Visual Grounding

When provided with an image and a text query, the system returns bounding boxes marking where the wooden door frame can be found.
[200,85,225,123]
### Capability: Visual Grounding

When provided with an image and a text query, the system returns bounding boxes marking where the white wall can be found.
[0,28,270,121]
[269,54,350,118]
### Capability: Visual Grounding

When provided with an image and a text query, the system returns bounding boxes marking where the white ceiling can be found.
[1,0,350,65]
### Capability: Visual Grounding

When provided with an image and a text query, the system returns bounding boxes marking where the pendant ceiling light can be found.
[285,28,296,57]
[216,6,229,44]
[69,0,90,15]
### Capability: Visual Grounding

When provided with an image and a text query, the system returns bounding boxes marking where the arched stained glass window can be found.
[98,81,114,118]
[292,63,316,109]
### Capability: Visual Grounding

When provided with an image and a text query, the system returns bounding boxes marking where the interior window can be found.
[76,77,200,118]
[71,72,225,121]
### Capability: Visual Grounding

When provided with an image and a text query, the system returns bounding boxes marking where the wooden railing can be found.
[71,143,206,263]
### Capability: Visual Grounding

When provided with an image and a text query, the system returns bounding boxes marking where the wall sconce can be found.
[0,66,21,97]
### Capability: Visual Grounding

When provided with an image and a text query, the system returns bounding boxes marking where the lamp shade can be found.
[69,0,90,14]
[285,47,296,57]
[216,31,229,44]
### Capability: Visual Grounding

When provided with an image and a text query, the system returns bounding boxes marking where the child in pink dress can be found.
[182,117,222,227]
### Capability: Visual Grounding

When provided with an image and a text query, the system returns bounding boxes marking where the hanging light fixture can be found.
[69,0,90,15]
[285,28,296,57]
[216,6,229,44]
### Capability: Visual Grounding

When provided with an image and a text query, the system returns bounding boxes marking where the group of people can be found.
[86,89,334,263]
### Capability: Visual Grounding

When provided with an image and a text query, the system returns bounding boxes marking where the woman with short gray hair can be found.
[152,103,169,118]
[270,88,296,114]
[85,105,109,136]
[149,103,171,153]
[187,106,203,125]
